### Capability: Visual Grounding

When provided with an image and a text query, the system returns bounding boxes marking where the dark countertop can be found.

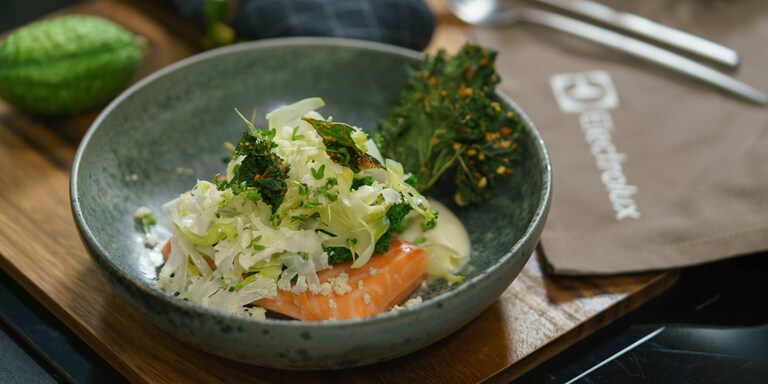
[518,252,768,383]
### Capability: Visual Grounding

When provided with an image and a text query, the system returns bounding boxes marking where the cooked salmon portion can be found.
[257,237,427,321]
[161,237,427,321]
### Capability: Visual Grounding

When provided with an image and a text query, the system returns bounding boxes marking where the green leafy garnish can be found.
[215,113,290,210]
[249,235,265,251]
[376,44,523,206]
[290,125,305,141]
[302,117,382,172]
[311,164,325,180]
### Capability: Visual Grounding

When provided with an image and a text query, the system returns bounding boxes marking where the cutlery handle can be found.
[520,9,767,105]
[532,0,740,67]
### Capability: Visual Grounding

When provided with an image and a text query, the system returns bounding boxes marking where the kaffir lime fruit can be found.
[0,15,144,115]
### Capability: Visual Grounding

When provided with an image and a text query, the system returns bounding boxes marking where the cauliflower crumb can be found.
[357,280,364,290]
[391,296,423,311]
[368,267,378,276]
[143,233,158,248]
[175,166,194,176]
[330,272,352,296]
[363,293,371,305]
[328,299,337,309]
[405,296,423,306]
[133,206,152,219]
[243,306,267,319]
[319,282,332,296]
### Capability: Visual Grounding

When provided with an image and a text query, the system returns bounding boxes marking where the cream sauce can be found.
[400,198,470,257]
[423,199,470,257]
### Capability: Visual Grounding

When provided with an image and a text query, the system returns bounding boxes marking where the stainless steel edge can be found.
[520,9,767,105]
[531,0,740,67]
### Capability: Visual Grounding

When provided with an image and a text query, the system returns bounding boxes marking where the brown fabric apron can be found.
[474,0,768,275]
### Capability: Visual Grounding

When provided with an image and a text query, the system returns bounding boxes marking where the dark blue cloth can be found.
[168,0,435,51]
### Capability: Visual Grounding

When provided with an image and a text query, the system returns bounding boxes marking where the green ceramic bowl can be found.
[70,37,551,370]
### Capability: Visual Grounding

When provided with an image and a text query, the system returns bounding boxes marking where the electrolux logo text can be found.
[550,70,640,221]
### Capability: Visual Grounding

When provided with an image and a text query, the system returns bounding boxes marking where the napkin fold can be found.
[474,0,768,275]
[165,0,435,51]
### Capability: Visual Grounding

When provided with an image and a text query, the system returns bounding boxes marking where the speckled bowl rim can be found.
[71,37,552,330]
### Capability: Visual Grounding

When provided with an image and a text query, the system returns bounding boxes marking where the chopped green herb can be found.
[141,213,156,231]
[134,207,156,233]
[302,199,322,209]
[311,164,325,180]
[249,234,266,250]
[298,183,309,196]
[290,125,305,141]
[246,190,262,204]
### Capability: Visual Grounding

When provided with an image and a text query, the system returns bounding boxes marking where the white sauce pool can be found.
[400,198,470,257]
[424,199,470,257]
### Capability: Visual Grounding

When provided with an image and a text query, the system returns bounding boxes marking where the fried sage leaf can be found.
[303,117,382,172]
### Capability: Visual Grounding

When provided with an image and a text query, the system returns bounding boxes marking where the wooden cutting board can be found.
[0,1,677,383]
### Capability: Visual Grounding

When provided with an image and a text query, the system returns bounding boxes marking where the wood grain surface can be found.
[0,1,677,383]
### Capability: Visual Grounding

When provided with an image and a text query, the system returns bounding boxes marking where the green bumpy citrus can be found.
[0,15,143,115]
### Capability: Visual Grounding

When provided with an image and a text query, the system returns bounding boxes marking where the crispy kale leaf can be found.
[376,44,523,206]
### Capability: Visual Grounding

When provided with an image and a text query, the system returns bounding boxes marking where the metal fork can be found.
[444,0,767,105]
[531,0,739,68]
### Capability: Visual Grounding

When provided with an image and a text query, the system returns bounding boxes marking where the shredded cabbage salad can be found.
[156,98,468,318]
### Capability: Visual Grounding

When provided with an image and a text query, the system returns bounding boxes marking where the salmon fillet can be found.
[257,237,427,321]
[162,237,427,321]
